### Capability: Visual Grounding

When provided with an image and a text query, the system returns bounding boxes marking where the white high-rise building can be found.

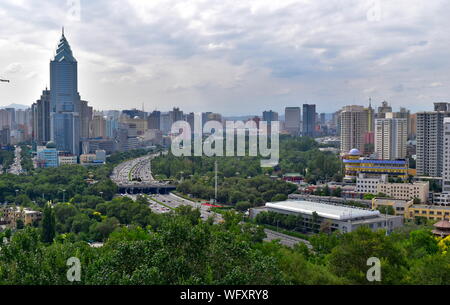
[442,118,450,193]
[340,105,368,154]
[375,113,407,160]
[416,105,450,177]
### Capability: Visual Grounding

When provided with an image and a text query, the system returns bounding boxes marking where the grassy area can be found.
[128,163,139,181]
[172,191,205,203]
[210,206,234,215]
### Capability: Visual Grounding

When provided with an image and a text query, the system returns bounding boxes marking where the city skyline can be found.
[1,1,450,115]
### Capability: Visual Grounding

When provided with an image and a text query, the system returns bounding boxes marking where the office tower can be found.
[375,113,408,160]
[263,110,279,134]
[160,113,171,134]
[366,100,375,132]
[434,103,449,112]
[170,107,184,123]
[186,112,195,132]
[49,29,82,155]
[31,89,51,145]
[147,110,161,130]
[80,100,93,139]
[105,117,119,139]
[416,108,450,177]
[319,113,326,125]
[340,105,368,154]
[377,101,393,119]
[302,104,316,137]
[262,110,279,123]
[91,115,107,138]
[123,108,147,120]
[285,107,301,136]
[104,110,121,120]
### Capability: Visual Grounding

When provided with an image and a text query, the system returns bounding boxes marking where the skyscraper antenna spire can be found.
[62,26,65,36]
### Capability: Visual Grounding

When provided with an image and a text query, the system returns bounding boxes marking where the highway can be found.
[112,153,160,185]
[7,146,23,175]
[121,192,223,223]
[154,193,223,223]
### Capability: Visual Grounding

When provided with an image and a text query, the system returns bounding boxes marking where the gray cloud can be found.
[0,0,450,115]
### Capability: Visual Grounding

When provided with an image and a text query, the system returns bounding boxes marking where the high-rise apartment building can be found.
[340,105,368,154]
[285,107,301,136]
[442,117,450,192]
[91,115,107,138]
[416,103,450,177]
[302,104,316,137]
[375,113,407,160]
[0,109,12,130]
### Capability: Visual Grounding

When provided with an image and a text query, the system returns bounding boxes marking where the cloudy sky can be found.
[0,0,449,115]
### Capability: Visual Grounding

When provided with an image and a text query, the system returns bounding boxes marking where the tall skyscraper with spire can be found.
[50,28,81,155]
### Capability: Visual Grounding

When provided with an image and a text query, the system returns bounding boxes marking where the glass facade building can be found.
[50,29,81,155]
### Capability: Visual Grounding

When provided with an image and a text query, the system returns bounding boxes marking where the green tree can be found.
[41,204,56,243]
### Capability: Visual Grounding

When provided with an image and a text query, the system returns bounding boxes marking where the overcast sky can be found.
[0,0,449,115]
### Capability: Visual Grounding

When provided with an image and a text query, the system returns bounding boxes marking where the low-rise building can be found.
[377,181,429,203]
[405,205,450,221]
[342,149,409,181]
[0,207,42,229]
[80,150,106,165]
[356,174,388,194]
[58,154,78,165]
[372,198,414,217]
[36,142,58,168]
[255,200,403,234]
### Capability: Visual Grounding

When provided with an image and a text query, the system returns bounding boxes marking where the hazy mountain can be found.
[0,103,30,110]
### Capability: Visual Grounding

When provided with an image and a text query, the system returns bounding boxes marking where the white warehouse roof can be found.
[266,200,380,221]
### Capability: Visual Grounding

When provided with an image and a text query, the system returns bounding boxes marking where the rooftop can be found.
[266,200,380,221]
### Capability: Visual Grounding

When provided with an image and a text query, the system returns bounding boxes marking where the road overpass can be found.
[112,153,176,194]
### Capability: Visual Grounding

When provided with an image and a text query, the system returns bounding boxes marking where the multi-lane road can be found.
[121,192,223,223]
[113,154,308,247]
[7,146,23,175]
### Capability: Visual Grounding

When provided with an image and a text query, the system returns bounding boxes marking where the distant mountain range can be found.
[0,103,30,110]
